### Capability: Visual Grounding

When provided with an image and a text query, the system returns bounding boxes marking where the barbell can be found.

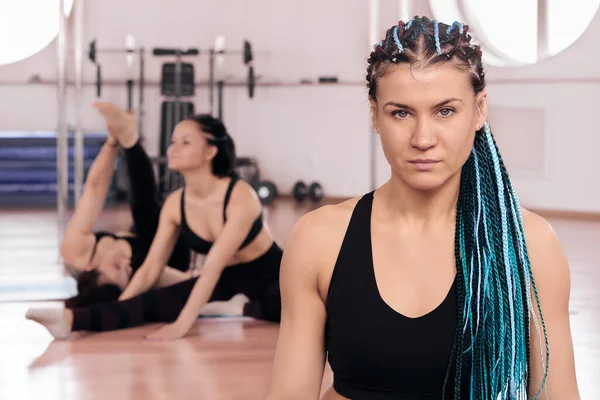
[88,39,256,102]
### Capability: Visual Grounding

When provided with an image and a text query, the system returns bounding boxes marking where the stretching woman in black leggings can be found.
[26,246,281,340]
[61,102,191,308]
[27,102,282,340]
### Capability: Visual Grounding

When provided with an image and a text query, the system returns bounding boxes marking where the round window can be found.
[429,0,600,66]
[0,0,74,66]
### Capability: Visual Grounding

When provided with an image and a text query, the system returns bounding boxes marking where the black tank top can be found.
[325,191,470,399]
[179,174,263,255]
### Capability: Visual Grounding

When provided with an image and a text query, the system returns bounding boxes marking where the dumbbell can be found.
[293,181,308,202]
[308,182,323,202]
[256,180,278,205]
[293,181,323,202]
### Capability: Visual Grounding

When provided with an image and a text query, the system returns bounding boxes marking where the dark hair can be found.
[64,270,122,309]
[368,17,548,399]
[367,16,485,100]
[187,114,236,177]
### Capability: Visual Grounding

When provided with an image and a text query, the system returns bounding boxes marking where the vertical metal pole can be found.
[368,0,379,191]
[57,0,69,245]
[125,35,135,111]
[74,0,84,205]
[174,51,182,124]
[399,0,412,21]
[208,50,215,116]
[537,0,549,60]
[138,47,145,142]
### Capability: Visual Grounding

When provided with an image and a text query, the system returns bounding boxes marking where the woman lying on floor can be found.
[27,102,282,341]
[61,102,192,308]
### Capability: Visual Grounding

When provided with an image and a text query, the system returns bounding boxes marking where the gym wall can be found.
[0,0,599,213]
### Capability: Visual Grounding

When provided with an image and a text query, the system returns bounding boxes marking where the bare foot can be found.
[200,294,250,317]
[93,101,138,148]
[25,308,72,340]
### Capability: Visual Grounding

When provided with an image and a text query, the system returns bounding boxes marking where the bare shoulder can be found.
[284,196,362,298]
[520,208,570,287]
[291,196,360,244]
[521,208,557,242]
[161,188,184,224]
[521,208,563,258]
[229,177,262,211]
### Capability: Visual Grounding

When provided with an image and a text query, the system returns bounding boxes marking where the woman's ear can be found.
[370,98,380,134]
[476,89,488,130]
[205,144,219,161]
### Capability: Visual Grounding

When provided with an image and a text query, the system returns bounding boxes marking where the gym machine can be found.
[88,36,146,134]
[151,38,276,204]
[83,34,277,204]
[153,46,199,195]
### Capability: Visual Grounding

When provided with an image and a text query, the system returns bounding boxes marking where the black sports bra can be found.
[92,231,147,274]
[324,192,471,399]
[179,175,263,255]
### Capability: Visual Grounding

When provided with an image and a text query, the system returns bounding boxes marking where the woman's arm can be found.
[523,210,580,399]
[155,267,194,288]
[265,211,329,399]
[145,180,263,341]
[60,137,120,267]
[118,190,183,300]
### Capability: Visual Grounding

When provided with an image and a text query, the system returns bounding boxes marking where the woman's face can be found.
[86,242,132,290]
[167,120,217,173]
[95,248,132,290]
[370,62,487,192]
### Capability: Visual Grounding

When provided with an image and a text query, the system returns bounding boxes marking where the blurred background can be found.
[1,0,599,208]
[0,1,598,399]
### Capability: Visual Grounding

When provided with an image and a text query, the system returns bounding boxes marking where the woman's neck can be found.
[181,168,223,198]
[377,173,461,228]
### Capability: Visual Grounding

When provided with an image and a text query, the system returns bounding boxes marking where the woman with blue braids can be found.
[267,16,579,400]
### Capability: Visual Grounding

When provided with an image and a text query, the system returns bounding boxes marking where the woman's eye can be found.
[439,108,454,117]
[393,110,409,119]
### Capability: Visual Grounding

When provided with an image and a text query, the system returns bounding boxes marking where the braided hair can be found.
[367,16,549,399]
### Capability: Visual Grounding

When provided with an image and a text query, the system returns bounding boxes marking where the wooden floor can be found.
[0,198,598,399]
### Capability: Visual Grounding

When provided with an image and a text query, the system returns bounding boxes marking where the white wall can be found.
[1,0,599,213]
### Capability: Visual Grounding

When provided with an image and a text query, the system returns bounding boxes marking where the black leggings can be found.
[71,243,283,331]
[122,141,190,271]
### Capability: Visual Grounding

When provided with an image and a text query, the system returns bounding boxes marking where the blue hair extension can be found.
[447,21,464,35]
[433,20,442,54]
[392,25,403,53]
[489,120,550,399]
[483,122,518,395]
[405,19,413,29]
[449,121,544,399]
[471,149,484,337]
[483,121,530,398]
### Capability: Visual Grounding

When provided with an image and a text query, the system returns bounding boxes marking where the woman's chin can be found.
[397,173,450,193]
[167,162,183,173]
